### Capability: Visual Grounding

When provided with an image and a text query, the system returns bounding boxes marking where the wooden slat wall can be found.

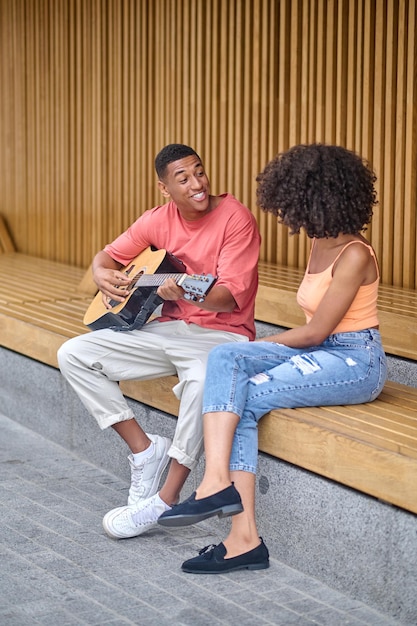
[0,0,416,287]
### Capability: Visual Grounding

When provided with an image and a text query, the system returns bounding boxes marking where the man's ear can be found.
[157,180,170,198]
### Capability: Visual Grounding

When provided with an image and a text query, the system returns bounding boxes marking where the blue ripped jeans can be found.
[202,329,386,473]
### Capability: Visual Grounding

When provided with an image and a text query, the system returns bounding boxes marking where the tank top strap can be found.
[332,240,379,278]
[305,238,316,272]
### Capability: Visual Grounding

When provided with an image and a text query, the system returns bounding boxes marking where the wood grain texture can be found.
[0,0,416,288]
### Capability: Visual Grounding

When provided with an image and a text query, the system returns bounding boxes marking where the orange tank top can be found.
[296,240,380,333]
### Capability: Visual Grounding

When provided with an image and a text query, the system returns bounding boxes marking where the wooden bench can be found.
[0,250,93,367]
[0,215,416,516]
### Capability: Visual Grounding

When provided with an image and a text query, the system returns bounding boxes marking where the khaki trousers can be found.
[58,320,248,469]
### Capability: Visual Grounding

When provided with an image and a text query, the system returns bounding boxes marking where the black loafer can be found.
[157,483,243,527]
[181,538,270,574]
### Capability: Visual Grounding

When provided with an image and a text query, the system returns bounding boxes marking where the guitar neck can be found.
[134,273,186,288]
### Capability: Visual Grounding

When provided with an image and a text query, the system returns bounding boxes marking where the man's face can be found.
[158,155,211,221]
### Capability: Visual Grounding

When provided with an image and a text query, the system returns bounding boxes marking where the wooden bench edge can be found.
[0,312,64,368]
[258,409,417,515]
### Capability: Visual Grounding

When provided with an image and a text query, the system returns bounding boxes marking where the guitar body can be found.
[83,247,216,332]
[83,247,186,331]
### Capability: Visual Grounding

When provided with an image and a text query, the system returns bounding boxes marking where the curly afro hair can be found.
[256,144,378,238]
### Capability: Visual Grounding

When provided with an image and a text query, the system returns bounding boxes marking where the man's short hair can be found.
[155,144,200,180]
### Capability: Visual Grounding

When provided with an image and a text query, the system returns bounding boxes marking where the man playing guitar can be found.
[58,143,260,539]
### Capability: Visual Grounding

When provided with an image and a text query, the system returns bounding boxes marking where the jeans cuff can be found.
[229,463,257,474]
[202,404,242,416]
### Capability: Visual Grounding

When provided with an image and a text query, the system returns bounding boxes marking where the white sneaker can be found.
[102,494,170,539]
[127,433,171,506]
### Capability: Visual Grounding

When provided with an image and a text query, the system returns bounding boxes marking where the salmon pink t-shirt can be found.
[104,193,260,340]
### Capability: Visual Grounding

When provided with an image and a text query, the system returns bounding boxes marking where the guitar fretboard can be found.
[134,273,185,287]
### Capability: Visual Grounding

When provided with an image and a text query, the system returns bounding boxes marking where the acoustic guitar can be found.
[83,247,217,331]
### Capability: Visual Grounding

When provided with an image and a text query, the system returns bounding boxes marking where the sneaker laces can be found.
[130,497,163,528]
[130,464,145,497]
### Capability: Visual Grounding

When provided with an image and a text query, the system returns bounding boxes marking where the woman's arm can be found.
[261,243,375,347]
